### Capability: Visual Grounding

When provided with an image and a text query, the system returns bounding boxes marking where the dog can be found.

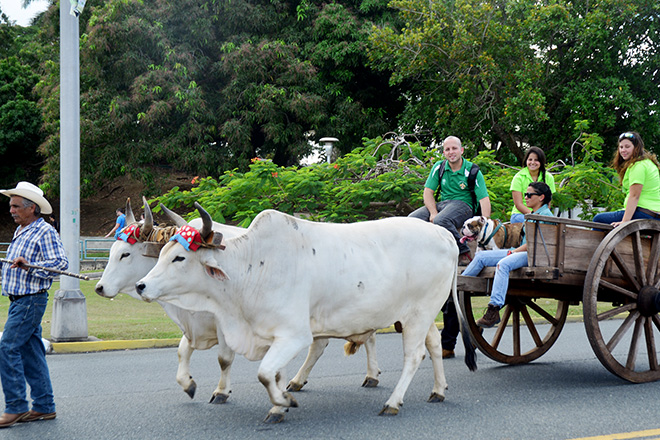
[460,216,524,252]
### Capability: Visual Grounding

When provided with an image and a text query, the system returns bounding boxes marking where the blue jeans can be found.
[461,249,529,307]
[510,213,525,223]
[593,209,658,225]
[409,200,473,254]
[0,292,55,414]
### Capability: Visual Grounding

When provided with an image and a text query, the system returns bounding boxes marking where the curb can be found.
[49,315,587,354]
[51,338,182,353]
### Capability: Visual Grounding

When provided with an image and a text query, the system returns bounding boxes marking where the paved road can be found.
[2,321,659,440]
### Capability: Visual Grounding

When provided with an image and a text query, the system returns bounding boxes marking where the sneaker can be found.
[442,349,455,359]
[476,304,501,328]
[458,252,472,266]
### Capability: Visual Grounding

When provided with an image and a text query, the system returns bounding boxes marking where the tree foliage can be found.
[0,12,45,188]
[31,0,402,195]
[368,0,660,163]
[155,130,623,227]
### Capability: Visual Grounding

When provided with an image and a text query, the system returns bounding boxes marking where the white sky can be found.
[0,0,50,26]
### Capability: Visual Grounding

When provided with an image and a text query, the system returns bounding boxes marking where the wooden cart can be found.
[457,215,660,383]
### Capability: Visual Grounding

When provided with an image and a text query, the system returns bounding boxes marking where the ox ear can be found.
[201,254,230,281]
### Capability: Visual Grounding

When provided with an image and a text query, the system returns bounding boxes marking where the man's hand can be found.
[11,257,29,271]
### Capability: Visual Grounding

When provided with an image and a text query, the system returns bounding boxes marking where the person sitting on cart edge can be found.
[408,135,492,265]
[593,131,660,226]
[0,182,68,428]
[409,135,491,357]
[461,181,554,328]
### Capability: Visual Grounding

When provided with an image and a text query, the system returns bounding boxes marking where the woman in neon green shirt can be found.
[593,131,660,226]
[509,147,555,223]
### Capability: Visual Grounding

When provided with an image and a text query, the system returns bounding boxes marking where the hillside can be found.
[0,173,195,242]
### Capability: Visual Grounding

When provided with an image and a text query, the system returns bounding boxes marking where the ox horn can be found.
[125,198,136,225]
[141,196,154,239]
[194,202,213,240]
[159,203,188,228]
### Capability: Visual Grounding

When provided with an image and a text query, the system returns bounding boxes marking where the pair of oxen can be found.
[95,198,476,423]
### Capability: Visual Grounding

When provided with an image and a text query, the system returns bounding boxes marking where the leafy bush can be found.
[154,129,624,225]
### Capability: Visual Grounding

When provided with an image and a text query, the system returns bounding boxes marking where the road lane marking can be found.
[569,428,660,440]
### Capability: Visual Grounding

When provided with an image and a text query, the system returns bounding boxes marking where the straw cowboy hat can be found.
[0,181,53,215]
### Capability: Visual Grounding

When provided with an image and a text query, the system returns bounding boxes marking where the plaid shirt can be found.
[2,217,68,296]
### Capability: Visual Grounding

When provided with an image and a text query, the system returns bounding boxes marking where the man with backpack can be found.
[408,135,491,357]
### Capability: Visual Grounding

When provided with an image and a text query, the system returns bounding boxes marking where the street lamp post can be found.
[319,137,339,163]
[51,2,87,342]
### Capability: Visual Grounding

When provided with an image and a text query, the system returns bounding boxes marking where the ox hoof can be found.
[286,380,306,392]
[184,381,197,399]
[378,405,399,416]
[427,392,445,403]
[209,393,229,404]
[263,412,285,424]
[361,377,379,388]
[283,392,299,408]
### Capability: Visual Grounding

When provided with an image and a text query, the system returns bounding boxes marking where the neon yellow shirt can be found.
[622,159,660,212]
[509,168,556,215]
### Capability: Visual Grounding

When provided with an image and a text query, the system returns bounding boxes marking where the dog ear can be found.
[479,216,486,225]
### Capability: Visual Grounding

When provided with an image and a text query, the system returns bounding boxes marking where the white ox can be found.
[95,198,380,404]
[136,204,476,422]
[94,198,242,403]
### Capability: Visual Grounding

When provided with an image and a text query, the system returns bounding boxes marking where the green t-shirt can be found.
[424,158,489,211]
[509,168,556,215]
[622,158,660,212]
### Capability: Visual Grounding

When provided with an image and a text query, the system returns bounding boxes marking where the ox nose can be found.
[94,284,103,295]
[135,282,146,296]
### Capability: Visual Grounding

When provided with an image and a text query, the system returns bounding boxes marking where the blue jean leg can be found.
[433,200,474,254]
[593,209,658,225]
[461,250,529,307]
[0,293,55,414]
[409,200,473,253]
[510,213,525,223]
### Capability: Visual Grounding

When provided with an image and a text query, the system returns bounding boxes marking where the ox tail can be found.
[452,262,478,372]
[343,341,361,357]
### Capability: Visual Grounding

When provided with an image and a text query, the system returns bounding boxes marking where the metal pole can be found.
[51,2,88,342]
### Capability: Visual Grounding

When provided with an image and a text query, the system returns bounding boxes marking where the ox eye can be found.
[173,255,185,263]
[120,253,130,260]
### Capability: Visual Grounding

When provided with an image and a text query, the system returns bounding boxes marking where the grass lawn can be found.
[0,280,183,340]
[0,278,597,341]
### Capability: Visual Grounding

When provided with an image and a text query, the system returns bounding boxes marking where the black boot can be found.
[476,304,501,328]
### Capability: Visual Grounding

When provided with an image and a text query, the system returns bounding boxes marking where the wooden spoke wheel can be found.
[583,219,660,383]
[460,290,569,364]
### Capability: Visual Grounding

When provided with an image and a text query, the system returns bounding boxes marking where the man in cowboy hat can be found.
[0,182,68,428]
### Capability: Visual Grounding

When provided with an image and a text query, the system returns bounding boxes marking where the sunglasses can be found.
[524,192,540,198]
[619,132,635,141]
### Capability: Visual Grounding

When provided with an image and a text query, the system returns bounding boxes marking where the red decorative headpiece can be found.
[118,224,141,244]
[170,225,203,251]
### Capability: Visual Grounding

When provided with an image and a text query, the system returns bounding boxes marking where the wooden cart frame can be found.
[457,215,660,383]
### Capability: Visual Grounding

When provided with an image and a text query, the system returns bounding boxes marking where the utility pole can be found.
[51,1,87,342]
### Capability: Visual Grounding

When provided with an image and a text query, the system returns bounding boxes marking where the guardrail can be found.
[0,238,115,261]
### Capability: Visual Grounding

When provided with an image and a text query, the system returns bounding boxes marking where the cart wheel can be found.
[583,219,660,383]
[459,290,569,364]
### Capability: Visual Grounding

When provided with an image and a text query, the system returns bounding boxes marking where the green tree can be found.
[369,0,660,163]
[32,0,402,194]
[0,10,46,188]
